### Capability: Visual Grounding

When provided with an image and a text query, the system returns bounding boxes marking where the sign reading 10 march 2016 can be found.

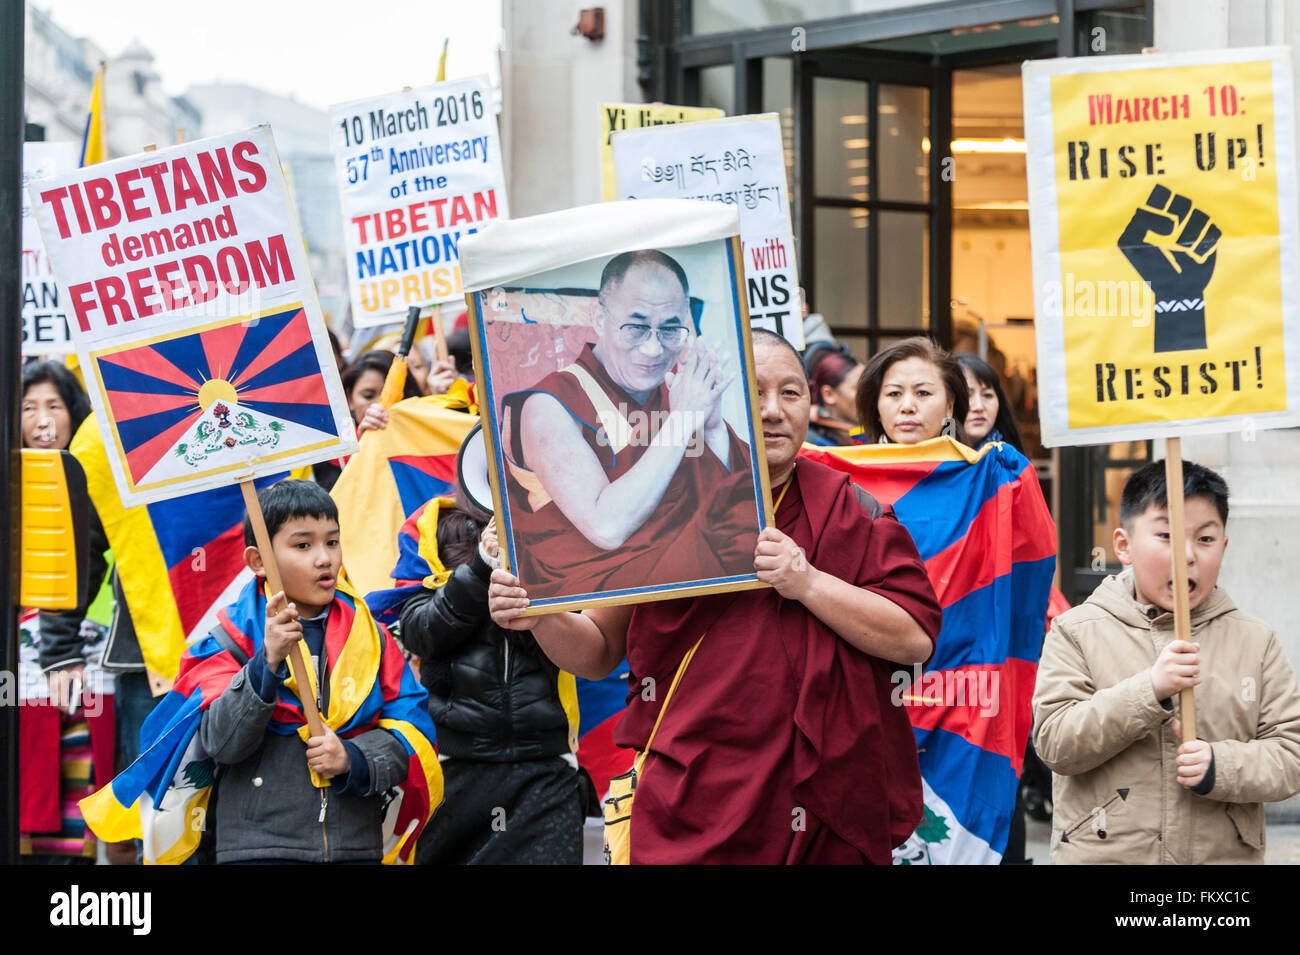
[330,77,508,328]
[29,126,357,507]
[1025,46,1300,446]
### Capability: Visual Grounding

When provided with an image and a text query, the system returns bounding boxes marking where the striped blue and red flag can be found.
[575,666,635,800]
[91,306,341,492]
[803,436,1056,864]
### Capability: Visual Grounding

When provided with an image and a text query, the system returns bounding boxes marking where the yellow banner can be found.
[599,102,724,200]
[1025,48,1300,445]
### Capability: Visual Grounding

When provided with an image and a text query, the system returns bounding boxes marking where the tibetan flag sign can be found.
[29,126,356,506]
[1024,47,1300,446]
[332,390,477,597]
[329,77,508,329]
[803,437,1056,864]
[599,102,723,201]
[21,142,80,355]
[612,114,803,347]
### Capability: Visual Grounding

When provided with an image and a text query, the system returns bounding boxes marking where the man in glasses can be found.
[499,249,759,601]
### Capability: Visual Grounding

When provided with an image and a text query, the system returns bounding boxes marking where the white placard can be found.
[612,114,803,348]
[330,77,509,329]
[21,142,80,355]
[29,126,357,505]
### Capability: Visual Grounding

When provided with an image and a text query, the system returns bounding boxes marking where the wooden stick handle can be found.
[239,480,325,738]
[1164,439,1197,741]
[431,305,449,362]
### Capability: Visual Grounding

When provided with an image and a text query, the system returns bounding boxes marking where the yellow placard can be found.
[599,102,724,201]
[1025,48,1300,445]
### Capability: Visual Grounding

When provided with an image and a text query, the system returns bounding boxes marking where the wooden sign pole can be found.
[430,304,449,361]
[238,480,325,738]
[137,143,175,698]
[1164,438,1197,741]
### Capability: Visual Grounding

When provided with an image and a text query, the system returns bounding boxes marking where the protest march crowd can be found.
[15,40,1300,869]
[19,299,1300,865]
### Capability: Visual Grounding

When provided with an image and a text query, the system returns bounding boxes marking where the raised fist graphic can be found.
[1118,185,1221,353]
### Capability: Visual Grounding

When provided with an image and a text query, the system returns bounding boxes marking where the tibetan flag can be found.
[89,306,342,496]
[80,62,107,167]
[80,575,440,864]
[70,415,300,680]
[575,666,634,801]
[366,494,457,626]
[802,436,1056,864]
[332,388,476,597]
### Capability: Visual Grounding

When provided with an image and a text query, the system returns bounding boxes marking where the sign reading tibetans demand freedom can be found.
[1024,47,1300,446]
[29,126,357,506]
[330,77,508,328]
[22,142,80,355]
[612,114,803,347]
[599,102,724,201]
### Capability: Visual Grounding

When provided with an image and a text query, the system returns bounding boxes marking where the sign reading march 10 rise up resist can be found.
[29,127,357,507]
[1025,47,1300,446]
[330,77,508,328]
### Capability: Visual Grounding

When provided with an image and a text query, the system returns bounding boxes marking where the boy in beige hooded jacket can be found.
[1034,460,1300,864]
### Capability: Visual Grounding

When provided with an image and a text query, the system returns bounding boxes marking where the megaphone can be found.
[456,422,494,515]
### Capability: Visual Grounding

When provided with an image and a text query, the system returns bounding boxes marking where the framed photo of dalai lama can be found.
[460,200,773,613]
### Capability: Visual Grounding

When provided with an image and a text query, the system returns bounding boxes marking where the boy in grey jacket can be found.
[200,480,419,864]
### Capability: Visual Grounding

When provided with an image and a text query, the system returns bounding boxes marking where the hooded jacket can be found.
[1033,569,1300,864]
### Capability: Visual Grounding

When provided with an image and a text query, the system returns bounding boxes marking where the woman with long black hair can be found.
[954,352,1026,453]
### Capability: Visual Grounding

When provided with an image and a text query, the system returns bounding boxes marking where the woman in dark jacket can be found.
[398,498,585,864]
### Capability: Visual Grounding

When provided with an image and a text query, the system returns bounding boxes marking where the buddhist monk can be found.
[498,249,759,600]
[489,330,943,864]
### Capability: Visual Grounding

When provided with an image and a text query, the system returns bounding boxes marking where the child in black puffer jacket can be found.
[399,497,586,864]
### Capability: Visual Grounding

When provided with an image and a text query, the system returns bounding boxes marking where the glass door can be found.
[794,51,951,362]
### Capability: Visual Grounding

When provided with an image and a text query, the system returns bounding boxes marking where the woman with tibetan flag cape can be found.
[80,573,441,864]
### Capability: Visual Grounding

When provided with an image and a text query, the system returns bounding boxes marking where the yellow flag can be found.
[436,38,449,82]
[81,62,107,166]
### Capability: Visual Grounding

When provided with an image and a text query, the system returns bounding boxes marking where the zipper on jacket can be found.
[502,638,513,753]
[320,788,330,862]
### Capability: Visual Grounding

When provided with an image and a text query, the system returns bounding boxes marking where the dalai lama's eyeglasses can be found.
[616,323,691,348]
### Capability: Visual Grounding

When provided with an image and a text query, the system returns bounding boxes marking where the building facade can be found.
[23,3,199,155]
[499,0,1300,730]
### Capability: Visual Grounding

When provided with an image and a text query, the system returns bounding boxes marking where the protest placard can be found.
[21,142,80,355]
[330,77,508,329]
[599,102,723,201]
[612,114,803,347]
[460,199,771,613]
[1024,46,1300,447]
[1025,47,1300,740]
[29,126,357,507]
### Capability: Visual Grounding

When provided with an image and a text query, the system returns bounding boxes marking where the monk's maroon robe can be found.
[501,344,759,600]
[615,456,942,864]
